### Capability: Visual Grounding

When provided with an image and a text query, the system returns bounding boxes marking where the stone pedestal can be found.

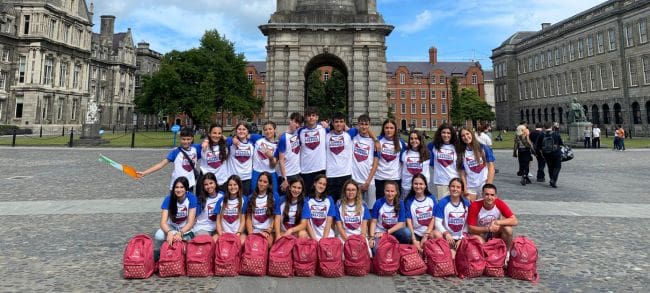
[76,123,107,146]
[568,122,592,145]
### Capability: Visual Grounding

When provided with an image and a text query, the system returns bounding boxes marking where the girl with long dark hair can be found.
[200,124,229,192]
[400,130,431,199]
[457,127,495,201]
[374,119,406,200]
[274,177,310,240]
[405,174,437,251]
[193,173,224,240]
[216,175,247,244]
[305,174,337,240]
[245,171,279,247]
[154,176,198,257]
[427,123,459,199]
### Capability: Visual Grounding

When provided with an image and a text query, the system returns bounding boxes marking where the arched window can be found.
[614,103,623,125]
[544,108,549,122]
[551,107,556,122]
[526,109,530,124]
[632,102,640,124]
[538,108,542,122]
[602,104,610,124]
[401,119,407,131]
[591,105,600,125]
[558,107,564,124]
[532,109,536,123]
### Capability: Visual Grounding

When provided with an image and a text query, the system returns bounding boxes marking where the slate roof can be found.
[484,70,494,81]
[247,61,479,75]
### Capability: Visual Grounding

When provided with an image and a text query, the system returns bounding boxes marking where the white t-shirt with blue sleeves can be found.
[193,191,224,233]
[275,131,301,177]
[371,197,406,233]
[200,143,229,186]
[428,142,459,186]
[405,195,437,236]
[336,202,371,236]
[375,136,406,180]
[434,195,470,240]
[351,133,376,184]
[306,195,337,239]
[245,192,280,233]
[460,144,495,190]
[227,135,260,180]
[161,192,199,231]
[253,137,278,173]
[166,144,201,189]
[275,197,312,232]
[220,196,248,234]
[298,125,328,173]
[325,128,357,178]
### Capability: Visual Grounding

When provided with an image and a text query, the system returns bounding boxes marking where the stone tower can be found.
[260,0,393,127]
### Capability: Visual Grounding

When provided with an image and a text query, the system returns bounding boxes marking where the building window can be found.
[63,25,70,43]
[642,56,650,84]
[400,89,406,99]
[587,35,594,56]
[534,55,539,70]
[589,67,597,91]
[400,73,405,84]
[471,73,477,84]
[431,103,436,114]
[16,96,24,118]
[420,90,427,99]
[421,103,427,114]
[421,119,427,128]
[564,72,569,94]
[43,57,53,85]
[411,103,416,114]
[59,63,67,87]
[562,45,567,63]
[441,91,446,99]
[430,74,435,84]
[411,120,416,128]
[73,64,81,88]
[556,75,562,96]
[323,72,329,81]
[625,23,634,47]
[640,18,648,44]
[597,32,604,53]
[540,53,545,69]
[400,103,406,114]
[439,75,445,84]
[528,57,533,72]
[628,57,638,86]
[410,90,416,99]
[390,90,396,99]
[600,64,608,89]
[431,119,437,127]
[608,28,617,50]
[554,48,560,65]
[0,70,5,90]
[441,103,447,114]
[580,69,587,92]
[23,15,30,35]
[57,98,64,120]
[577,38,584,58]
[569,41,575,60]
[1,49,8,62]
[611,62,620,88]
[547,50,552,67]
[541,78,546,97]
[247,73,253,80]
[256,89,262,98]
[431,91,436,99]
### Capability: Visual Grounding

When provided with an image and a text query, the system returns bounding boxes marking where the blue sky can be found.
[91,0,606,70]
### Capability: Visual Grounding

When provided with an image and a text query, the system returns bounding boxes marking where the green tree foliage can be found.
[460,88,495,126]
[306,68,347,119]
[135,30,261,127]
[449,77,463,127]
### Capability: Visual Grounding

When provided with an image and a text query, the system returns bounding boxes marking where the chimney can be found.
[541,23,551,30]
[138,42,150,49]
[88,2,94,24]
[100,15,115,37]
[429,47,438,65]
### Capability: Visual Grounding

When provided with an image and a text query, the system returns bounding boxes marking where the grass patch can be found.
[0,131,203,148]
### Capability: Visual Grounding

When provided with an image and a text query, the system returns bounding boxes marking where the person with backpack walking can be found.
[528,123,546,183]
[467,184,518,249]
[535,121,564,188]
[513,125,534,186]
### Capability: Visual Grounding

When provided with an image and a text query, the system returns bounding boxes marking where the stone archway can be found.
[304,54,349,119]
[260,0,393,129]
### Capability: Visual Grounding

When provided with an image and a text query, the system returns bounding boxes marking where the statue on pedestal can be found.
[569,97,587,123]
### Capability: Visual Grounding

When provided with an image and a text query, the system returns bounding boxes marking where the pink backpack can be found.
[268,235,296,277]
[455,237,486,278]
[317,237,344,278]
[185,235,214,277]
[240,233,269,276]
[483,238,507,277]
[343,235,371,276]
[123,234,155,279]
[507,236,539,282]
[372,234,400,276]
[158,241,186,277]
[398,244,427,276]
[423,238,456,277]
[292,238,318,277]
[214,233,241,277]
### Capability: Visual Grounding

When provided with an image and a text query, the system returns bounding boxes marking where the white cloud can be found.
[397,10,434,34]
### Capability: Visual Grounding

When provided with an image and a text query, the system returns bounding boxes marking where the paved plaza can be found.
[1,147,649,292]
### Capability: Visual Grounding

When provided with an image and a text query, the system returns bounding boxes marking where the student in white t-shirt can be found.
[350,114,380,207]
[245,171,279,247]
[199,124,229,192]
[427,123,459,199]
[227,122,262,196]
[193,173,224,240]
[375,119,406,200]
[369,181,410,255]
[335,179,371,242]
[305,174,337,240]
[400,131,431,199]
[326,112,358,203]
[216,175,247,245]
[154,177,198,258]
[298,107,328,190]
[405,174,438,251]
[457,127,495,202]
[251,121,279,195]
[434,178,471,258]
[276,112,304,195]
[274,177,311,240]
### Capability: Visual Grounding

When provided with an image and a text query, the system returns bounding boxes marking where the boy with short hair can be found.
[275,112,304,195]
[325,112,357,202]
[298,107,328,190]
[351,114,380,206]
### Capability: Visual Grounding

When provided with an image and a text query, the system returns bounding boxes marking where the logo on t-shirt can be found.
[381,142,397,162]
[173,206,188,224]
[304,130,320,150]
[257,142,272,160]
[254,205,269,224]
[181,153,196,172]
[478,215,497,227]
[343,212,361,230]
[353,142,370,162]
[436,149,454,167]
[381,211,398,230]
[406,156,423,176]
[465,155,485,173]
[234,145,252,163]
[448,211,466,232]
[208,204,218,221]
[310,204,327,227]
[415,206,433,226]
[329,135,345,155]
[222,205,239,224]
[206,151,222,169]
[290,135,300,154]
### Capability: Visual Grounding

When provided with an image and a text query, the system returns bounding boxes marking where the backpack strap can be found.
[179,147,201,180]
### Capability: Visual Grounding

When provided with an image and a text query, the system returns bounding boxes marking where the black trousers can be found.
[592,137,600,148]
[544,154,562,184]
[517,149,531,178]
[535,154,546,180]
[327,175,351,203]
[301,170,326,196]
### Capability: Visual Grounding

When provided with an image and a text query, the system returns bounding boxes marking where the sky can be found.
[90,0,607,70]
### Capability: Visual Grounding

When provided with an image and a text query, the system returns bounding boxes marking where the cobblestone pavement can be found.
[0,147,649,292]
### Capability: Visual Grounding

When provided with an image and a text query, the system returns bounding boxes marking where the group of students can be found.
[513,121,564,188]
[137,107,515,260]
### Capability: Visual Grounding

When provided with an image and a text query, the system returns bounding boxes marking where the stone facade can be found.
[260,0,393,130]
[0,0,93,131]
[134,41,161,128]
[492,0,650,135]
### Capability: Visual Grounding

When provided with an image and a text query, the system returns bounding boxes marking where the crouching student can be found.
[467,183,518,249]
[274,177,311,240]
[193,173,224,241]
[335,180,371,243]
[154,177,198,259]
[245,171,279,247]
[405,174,437,251]
[434,178,471,258]
[306,175,337,241]
[369,181,411,254]
[216,175,247,244]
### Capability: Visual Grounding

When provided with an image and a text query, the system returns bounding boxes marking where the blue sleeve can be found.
[398,200,406,222]
[483,144,495,162]
[301,201,311,219]
[371,199,382,219]
[188,194,201,216]
[241,195,250,214]
[399,139,407,156]
[161,195,171,210]
[327,197,337,217]
[362,203,371,220]
[434,197,446,219]
[404,198,413,220]
[250,134,263,144]
[166,148,179,162]
[347,128,358,137]
[429,195,438,205]
[274,197,284,215]
[334,202,342,222]
[226,137,233,147]
[213,198,223,215]
[427,142,435,166]
[276,133,287,155]
[462,198,470,209]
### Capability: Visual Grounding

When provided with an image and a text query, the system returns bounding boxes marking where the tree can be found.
[449,77,463,127]
[459,88,495,127]
[306,70,325,112]
[135,30,261,127]
[306,68,346,119]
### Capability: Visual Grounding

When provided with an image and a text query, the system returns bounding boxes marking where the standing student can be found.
[583,126,591,149]
[427,123,459,199]
[274,177,311,240]
[335,180,371,242]
[400,131,430,199]
[351,114,380,207]
[535,121,564,188]
[457,127,495,201]
[514,124,534,186]
[305,175,337,241]
[251,121,279,195]
[434,178,471,256]
[154,177,198,257]
[529,123,546,183]
[193,173,225,240]
[374,119,406,200]
[200,124,229,192]
[405,174,437,251]
[227,122,261,195]
[276,112,304,196]
[216,175,247,244]
[245,172,279,247]
[369,181,411,254]
[138,127,201,191]
[299,107,328,190]
[592,124,601,149]
[325,112,357,202]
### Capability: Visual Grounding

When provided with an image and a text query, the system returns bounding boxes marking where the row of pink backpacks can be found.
[123,233,537,282]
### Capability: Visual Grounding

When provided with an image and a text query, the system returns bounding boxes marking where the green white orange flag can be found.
[99,154,138,179]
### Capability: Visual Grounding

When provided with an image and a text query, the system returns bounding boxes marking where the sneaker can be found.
[528,173,534,178]
[536,178,545,182]
[550,181,557,188]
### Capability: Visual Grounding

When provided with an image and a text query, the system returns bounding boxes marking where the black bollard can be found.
[112,125,116,134]
[62,126,65,136]
[40,126,43,137]
[131,128,136,148]
[12,128,17,147]
[68,128,74,147]
[124,125,128,134]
